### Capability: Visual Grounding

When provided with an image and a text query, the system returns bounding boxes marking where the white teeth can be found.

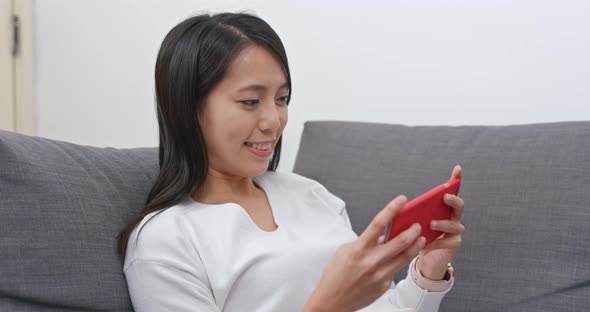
[246,142,272,150]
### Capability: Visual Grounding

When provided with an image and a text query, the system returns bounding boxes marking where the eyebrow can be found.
[237,82,289,93]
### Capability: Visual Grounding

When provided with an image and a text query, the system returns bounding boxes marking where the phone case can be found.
[383,177,461,246]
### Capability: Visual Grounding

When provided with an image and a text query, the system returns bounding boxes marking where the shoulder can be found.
[261,170,345,211]
[259,170,324,189]
[123,202,198,270]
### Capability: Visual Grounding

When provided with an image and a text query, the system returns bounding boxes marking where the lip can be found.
[245,140,275,144]
[245,143,273,157]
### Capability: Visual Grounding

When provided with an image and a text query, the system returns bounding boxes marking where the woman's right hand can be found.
[305,195,426,312]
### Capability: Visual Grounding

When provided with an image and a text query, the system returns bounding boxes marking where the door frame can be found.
[0,0,33,134]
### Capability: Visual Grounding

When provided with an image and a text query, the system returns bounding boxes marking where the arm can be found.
[124,259,220,312]
[384,256,454,311]
[316,182,455,311]
[345,237,454,312]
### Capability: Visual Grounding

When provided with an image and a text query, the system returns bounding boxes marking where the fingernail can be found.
[397,195,407,203]
[414,223,421,232]
[431,220,437,228]
[445,194,452,200]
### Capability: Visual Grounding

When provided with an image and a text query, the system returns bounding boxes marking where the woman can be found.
[117,12,465,312]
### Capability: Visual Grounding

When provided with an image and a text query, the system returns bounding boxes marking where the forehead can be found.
[221,44,288,90]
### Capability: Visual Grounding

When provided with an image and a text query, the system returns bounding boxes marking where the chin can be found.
[249,162,271,176]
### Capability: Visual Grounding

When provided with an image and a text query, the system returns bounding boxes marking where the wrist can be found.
[411,257,454,292]
[417,257,452,281]
[303,288,337,312]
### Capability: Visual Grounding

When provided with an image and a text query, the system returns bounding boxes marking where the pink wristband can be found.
[410,257,454,292]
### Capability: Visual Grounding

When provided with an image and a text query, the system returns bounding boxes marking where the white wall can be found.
[34,0,590,172]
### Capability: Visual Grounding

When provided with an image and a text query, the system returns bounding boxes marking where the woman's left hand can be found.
[417,165,465,280]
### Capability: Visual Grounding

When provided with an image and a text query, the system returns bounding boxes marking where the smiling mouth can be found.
[244,142,273,151]
[244,142,273,158]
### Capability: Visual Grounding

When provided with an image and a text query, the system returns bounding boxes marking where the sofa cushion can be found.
[293,121,590,312]
[0,129,157,311]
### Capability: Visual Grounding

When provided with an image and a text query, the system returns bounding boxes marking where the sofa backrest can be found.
[0,130,157,311]
[293,121,590,312]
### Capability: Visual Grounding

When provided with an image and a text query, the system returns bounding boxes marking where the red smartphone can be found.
[383,177,461,246]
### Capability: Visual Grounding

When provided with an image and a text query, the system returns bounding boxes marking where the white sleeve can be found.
[124,259,220,312]
[356,256,453,311]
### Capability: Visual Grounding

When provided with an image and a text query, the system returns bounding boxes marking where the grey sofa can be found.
[1,121,588,311]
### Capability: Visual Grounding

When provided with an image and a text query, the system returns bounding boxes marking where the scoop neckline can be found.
[187,174,281,234]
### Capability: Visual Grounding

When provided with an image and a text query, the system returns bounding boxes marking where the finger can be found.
[380,234,425,278]
[378,235,385,245]
[444,194,464,222]
[450,164,462,180]
[421,234,462,251]
[359,195,407,246]
[430,219,465,235]
[375,222,423,262]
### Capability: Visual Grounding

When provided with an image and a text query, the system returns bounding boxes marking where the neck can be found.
[191,170,261,205]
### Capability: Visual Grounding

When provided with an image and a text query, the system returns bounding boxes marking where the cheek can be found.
[199,107,244,151]
[221,114,252,148]
[279,108,288,127]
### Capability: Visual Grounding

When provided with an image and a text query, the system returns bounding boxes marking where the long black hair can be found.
[117,12,291,258]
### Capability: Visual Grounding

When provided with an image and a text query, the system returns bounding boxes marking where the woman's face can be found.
[198,43,289,178]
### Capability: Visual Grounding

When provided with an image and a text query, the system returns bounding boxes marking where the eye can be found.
[276,95,290,105]
[239,99,259,106]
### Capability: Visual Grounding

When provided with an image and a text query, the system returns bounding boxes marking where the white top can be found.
[123,170,454,311]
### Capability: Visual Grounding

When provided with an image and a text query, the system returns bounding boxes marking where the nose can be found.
[258,101,281,132]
